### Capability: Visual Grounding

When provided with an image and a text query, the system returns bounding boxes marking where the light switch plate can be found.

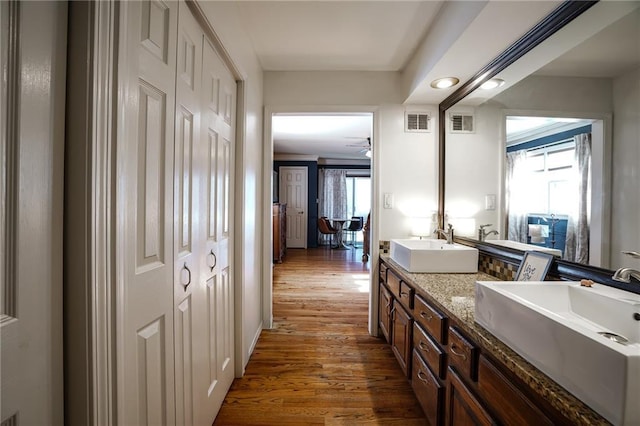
[383,193,394,209]
[485,194,496,210]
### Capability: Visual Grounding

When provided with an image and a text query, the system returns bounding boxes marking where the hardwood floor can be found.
[213,247,426,425]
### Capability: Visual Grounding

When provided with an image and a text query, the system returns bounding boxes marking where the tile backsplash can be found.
[479,253,517,280]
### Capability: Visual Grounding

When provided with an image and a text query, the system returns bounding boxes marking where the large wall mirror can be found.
[441,1,639,272]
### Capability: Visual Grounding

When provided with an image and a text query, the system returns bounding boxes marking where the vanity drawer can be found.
[414,294,447,344]
[386,269,402,298]
[398,281,414,309]
[413,322,446,379]
[412,349,445,426]
[379,263,388,282]
[448,326,479,381]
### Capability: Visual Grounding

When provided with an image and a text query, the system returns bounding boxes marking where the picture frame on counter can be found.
[515,251,554,281]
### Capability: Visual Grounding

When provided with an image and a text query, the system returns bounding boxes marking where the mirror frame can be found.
[436,0,639,294]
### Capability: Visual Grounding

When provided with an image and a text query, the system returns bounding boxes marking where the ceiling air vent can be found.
[405,111,431,133]
[449,112,475,133]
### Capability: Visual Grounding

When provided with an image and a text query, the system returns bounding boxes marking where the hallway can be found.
[213,248,426,425]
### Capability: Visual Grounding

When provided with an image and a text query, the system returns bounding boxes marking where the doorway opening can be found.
[263,109,378,334]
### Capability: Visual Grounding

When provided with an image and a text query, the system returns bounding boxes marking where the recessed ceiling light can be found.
[480,78,505,90]
[430,77,460,89]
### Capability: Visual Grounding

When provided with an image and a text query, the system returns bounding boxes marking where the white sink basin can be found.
[390,239,478,273]
[475,281,640,425]
[487,239,562,257]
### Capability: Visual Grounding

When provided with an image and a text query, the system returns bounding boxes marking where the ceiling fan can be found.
[345,137,372,157]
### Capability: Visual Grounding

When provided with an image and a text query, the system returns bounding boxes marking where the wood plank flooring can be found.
[213,247,426,425]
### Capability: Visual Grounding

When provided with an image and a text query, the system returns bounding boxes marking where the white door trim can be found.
[261,106,380,333]
[65,2,118,425]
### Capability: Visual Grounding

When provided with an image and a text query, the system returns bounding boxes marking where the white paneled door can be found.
[199,35,236,422]
[0,2,66,425]
[279,167,308,248]
[119,1,236,425]
[120,0,178,424]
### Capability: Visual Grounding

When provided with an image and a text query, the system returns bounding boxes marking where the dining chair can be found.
[317,217,338,247]
[345,216,363,247]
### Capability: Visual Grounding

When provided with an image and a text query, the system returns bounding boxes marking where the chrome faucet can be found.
[613,251,640,283]
[612,268,640,283]
[478,224,499,242]
[436,223,454,244]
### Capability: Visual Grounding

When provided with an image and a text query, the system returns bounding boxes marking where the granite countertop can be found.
[381,254,610,426]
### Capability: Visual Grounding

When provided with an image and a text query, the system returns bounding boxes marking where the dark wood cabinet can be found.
[379,284,392,343]
[412,349,445,426]
[447,367,494,426]
[272,203,286,263]
[379,259,581,426]
[413,322,446,380]
[477,355,555,426]
[390,301,412,377]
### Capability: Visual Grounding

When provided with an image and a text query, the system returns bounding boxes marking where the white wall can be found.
[264,71,440,242]
[264,71,404,105]
[378,105,439,240]
[445,103,502,238]
[612,67,640,269]
[198,2,265,373]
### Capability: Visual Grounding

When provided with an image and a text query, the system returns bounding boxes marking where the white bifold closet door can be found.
[119,1,235,425]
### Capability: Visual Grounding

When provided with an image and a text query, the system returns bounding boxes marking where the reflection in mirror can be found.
[444,2,639,270]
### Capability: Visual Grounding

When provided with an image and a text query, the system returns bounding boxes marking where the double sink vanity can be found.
[379,239,640,425]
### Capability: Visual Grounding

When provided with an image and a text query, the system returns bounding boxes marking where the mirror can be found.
[442,1,639,270]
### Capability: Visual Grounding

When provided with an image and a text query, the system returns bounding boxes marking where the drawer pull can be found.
[420,311,433,321]
[417,370,430,384]
[450,344,467,360]
[418,341,430,353]
[400,291,410,297]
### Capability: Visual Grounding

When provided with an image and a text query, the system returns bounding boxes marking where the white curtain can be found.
[564,133,591,263]
[318,169,348,243]
[506,150,529,243]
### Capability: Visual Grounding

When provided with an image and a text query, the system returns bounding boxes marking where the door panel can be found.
[120,1,178,424]
[279,167,308,248]
[198,32,236,422]
[174,3,203,425]
[0,2,66,424]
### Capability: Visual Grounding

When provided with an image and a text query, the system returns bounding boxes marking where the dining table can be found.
[330,218,352,250]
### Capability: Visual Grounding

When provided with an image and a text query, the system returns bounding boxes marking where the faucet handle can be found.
[479,224,492,230]
[622,251,640,259]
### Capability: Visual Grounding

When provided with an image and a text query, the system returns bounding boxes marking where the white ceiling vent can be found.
[449,112,475,133]
[405,111,431,133]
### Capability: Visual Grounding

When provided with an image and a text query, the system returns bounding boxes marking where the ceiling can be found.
[235,1,444,72]
[221,1,636,160]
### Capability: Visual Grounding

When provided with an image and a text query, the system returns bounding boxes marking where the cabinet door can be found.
[447,368,494,426]
[379,284,392,342]
[412,350,445,426]
[391,302,412,376]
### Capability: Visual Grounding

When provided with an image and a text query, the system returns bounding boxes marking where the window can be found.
[523,141,575,215]
[346,175,371,244]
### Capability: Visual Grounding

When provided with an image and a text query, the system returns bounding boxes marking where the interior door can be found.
[0,2,66,424]
[174,3,203,424]
[119,1,178,424]
[199,35,236,420]
[279,166,308,248]
[175,2,236,424]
